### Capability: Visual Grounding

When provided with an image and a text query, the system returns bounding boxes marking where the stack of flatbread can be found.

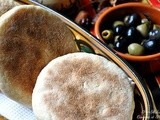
[0,1,135,120]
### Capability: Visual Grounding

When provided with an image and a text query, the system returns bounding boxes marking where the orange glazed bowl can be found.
[94,2,160,61]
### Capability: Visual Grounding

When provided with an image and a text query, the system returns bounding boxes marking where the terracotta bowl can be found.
[94,2,160,61]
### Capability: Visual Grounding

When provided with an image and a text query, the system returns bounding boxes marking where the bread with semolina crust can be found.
[0,5,77,108]
[32,52,135,120]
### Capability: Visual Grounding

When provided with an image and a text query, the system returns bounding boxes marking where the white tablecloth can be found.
[0,93,36,120]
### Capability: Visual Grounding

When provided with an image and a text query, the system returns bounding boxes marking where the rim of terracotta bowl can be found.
[94,2,160,61]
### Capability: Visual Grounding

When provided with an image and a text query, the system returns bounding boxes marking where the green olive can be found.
[128,43,145,55]
[101,30,113,42]
[153,24,160,30]
[136,21,150,37]
[113,21,124,28]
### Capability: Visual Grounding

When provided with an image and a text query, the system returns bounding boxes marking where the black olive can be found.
[124,13,141,27]
[113,25,126,35]
[142,39,160,54]
[114,36,129,53]
[149,29,160,41]
[125,27,142,43]
[80,17,92,30]
[74,11,92,30]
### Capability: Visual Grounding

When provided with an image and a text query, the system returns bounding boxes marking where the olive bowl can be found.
[94,2,160,61]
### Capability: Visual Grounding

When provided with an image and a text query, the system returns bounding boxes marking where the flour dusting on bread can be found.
[32,52,135,120]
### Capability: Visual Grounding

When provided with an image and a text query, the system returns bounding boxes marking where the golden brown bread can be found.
[0,5,77,108]
[0,0,20,16]
[32,52,135,120]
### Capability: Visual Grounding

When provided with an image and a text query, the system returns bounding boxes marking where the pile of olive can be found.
[101,13,160,56]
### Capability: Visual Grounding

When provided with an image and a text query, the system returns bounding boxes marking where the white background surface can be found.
[0,93,36,120]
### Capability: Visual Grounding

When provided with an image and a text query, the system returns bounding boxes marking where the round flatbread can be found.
[32,52,135,120]
[0,5,77,108]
